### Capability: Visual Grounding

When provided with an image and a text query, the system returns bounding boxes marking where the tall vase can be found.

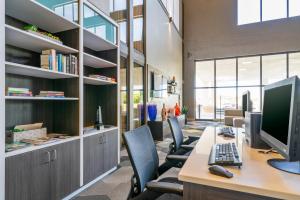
[148,104,157,121]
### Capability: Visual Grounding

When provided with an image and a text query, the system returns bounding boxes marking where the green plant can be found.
[23,24,38,32]
[181,106,189,115]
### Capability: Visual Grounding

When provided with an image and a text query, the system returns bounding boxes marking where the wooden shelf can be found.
[83,53,117,68]
[5,136,80,158]
[5,0,79,33]
[84,76,117,85]
[5,96,79,101]
[83,28,118,51]
[5,62,79,79]
[5,25,78,54]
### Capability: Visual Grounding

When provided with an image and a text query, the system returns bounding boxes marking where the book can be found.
[40,54,49,69]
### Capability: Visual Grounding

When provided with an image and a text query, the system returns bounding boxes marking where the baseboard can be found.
[63,166,118,200]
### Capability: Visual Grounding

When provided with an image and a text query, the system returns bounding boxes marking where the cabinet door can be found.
[83,133,104,184]
[51,139,80,200]
[5,152,33,200]
[31,149,52,200]
[104,129,118,172]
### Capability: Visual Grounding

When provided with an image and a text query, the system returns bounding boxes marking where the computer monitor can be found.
[242,91,251,117]
[260,76,300,174]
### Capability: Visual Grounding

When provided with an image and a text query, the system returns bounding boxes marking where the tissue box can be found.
[6,128,47,143]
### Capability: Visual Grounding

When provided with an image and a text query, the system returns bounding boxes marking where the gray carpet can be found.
[74,123,205,200]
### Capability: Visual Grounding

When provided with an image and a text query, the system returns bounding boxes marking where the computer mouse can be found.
[209,165,233,178]
[223,132,235,138]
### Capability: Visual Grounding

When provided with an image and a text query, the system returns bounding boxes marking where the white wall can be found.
[146,0,183,107]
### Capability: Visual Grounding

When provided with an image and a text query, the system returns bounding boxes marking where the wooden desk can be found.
[179,127,300,200]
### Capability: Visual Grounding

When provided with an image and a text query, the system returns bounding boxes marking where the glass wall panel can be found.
[216,59,236,87]
[238,56,260,86]
[120,57,128,134]
[238,87,261,112]
[216,88,236,120]
[37,0,79,23]
[113,0,126,11]
[289,0,300,17]
[195,61,214,87]
[262,54,287,85]
[237,0,261,25]
[195,89,215,120]
[289,53,300,77]
[83,4,117,44]
[133,63,144,128]
[262,0,287,21]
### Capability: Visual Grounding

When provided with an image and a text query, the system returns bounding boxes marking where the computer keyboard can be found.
[208,143,242,167]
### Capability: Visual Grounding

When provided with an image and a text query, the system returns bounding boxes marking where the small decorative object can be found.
[168,108,175,118]
[167,76,177,94]
[24,24,63,44]
[148,104,157,121]
[95,106,104,130]
[175,103,181,116]
[181,106,189,124]
[161,103,167,121]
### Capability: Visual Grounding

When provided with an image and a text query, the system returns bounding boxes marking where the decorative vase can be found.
[148,104,157,121]
[175,103,181,116]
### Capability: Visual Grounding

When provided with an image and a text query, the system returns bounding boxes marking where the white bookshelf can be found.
[5,25,78,54]
[83,76,117,85]
[5,0,79,33]
[83,52,117,68]
[5,62,79,79]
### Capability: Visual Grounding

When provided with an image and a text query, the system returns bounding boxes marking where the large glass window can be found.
[216,88,236,119]
[238,0,261,25]
[238,0,299,25]
[262,0,287,21]
[289,0,300,17]
[120,57,128,134]
[133,63,144,129]
[289,53,300,77]
[159,0,181,31]
[238,56,260,86]
[216,59,236,87]
[195,61,214,87]
[262,54,287,85]
[195,89,215,119]
[195,52,297,120]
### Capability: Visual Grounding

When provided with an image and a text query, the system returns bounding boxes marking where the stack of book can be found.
[89,74,116,83]
[36,91,65,98]
[7,87,32,97]
[40,49,78,75]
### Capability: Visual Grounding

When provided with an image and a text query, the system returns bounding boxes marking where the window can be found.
[216,59,236,87]
[238,0,260,25]
[133,18,143,42]
[134,0,143,6]
[262,54,287,85]
[195,51,299,120]
[289,53,300,77]
[262,0,287,21]
[113,0,126,11]
[238,0,299,25]
[289,0,300,17]
[119,21,127,43]
[195,61,214,87]
[238,57,260,86]
[160,0,181,31]
[195,89,215,119]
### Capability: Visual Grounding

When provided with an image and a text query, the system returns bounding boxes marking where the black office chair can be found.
[168,117,200,156]
[123,125,183,200]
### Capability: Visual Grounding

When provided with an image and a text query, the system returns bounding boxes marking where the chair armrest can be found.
[180,144,194,150]
[146,181,183,195]
[166,155,189,162]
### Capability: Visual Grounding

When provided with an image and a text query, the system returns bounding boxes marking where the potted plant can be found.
[181,106,189,124]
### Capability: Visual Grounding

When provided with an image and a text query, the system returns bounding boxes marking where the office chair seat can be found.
[123,125,184,200]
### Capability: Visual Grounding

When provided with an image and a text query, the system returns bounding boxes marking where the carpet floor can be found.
[73,122,209,200]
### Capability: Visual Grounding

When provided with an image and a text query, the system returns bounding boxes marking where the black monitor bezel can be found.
[260,76,298,161]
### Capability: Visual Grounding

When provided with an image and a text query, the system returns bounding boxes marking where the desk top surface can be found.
[178,126,300,200]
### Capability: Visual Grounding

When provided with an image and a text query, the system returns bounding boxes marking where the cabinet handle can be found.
[51,149,57,161]
[40,151,50,165]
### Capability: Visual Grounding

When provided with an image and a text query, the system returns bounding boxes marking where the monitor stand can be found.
[268,159,300,175]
